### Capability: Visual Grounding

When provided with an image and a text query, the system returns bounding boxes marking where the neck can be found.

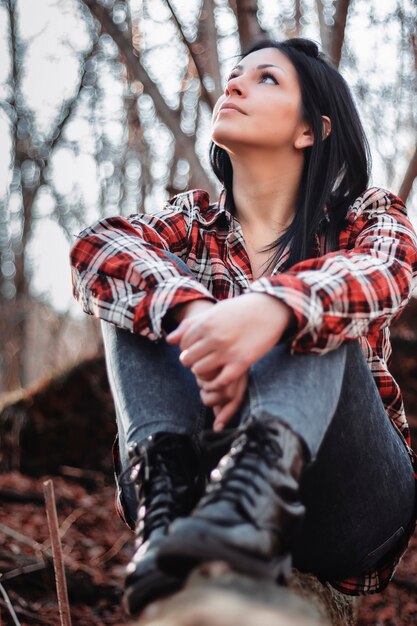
[229,147,303,236]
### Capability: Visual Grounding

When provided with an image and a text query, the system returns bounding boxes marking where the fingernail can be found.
[179,350,188,362]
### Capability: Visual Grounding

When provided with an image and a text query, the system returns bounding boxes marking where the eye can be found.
[226,71,238,82]
[260,71,279,85]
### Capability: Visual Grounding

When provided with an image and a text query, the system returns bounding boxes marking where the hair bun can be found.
[286,38,320,59]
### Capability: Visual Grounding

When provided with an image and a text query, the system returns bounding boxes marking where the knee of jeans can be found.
[163,250,193,276]
[100,319,117,344]
[345,339,364,360]
[100,319,133,350]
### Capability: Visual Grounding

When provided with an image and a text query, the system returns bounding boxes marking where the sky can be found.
[0,0,415,314]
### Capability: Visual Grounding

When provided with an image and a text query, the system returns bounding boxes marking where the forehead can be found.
[236,47,297,79]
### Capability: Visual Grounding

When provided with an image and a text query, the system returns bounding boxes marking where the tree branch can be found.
[398,145,417,203]
[82,0,216,197]
[164,0,219,110]
[316,0,350,68]
[194,0,223,100]
[235,0,266,52]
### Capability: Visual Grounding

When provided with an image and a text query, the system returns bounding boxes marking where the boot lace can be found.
[200,418,283,523]
[119,434,200,541]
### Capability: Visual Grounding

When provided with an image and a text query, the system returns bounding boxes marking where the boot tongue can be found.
[199,427,241,476]
[151,433,198,476]
[193,499,245,525]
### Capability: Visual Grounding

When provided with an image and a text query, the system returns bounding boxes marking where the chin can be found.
[211,130,245,152]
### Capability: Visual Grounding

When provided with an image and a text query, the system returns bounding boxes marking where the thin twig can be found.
[0,522,44,552]
[0,580,22,626]
[91,531,131,565]
[43,479,72,626]
[39,506,87,551]
[0,595,57,626]
[0,560,48,582]
[164,0,214,108]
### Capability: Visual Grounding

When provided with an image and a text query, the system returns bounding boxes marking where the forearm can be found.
[174,299,216,323]
[167,298,217,327]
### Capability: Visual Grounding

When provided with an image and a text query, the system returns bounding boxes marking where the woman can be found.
[70,38,417,616]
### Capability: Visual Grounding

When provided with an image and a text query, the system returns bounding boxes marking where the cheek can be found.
[267,100,302,137]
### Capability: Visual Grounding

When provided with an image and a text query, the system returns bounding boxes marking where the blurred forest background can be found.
[1,1,417,623]
[0,0,416,394]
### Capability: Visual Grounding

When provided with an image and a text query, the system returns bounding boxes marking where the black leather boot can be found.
[122,432,206,615]
[157,417,307,583]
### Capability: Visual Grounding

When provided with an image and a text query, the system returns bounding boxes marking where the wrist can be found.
[243,292,295,335]
[172,298,215,324]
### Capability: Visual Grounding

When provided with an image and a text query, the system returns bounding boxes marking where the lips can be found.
[218,102,246,115]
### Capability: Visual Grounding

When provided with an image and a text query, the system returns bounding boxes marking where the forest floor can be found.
[1,470,417,626]
[1,299,415,625]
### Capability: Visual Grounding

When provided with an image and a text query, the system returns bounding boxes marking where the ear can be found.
[322,115,332,140]
[294,115,332,149]
[294,121,314,150]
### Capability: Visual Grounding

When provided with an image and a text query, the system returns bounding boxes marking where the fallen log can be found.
[133,562,358,626]
[0,355,116,475]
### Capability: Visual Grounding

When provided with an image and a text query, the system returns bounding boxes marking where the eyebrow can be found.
[232,63,287,75]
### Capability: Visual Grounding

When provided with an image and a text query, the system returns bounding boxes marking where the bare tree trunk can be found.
[228,0,237,18]
[194,0,223,102]
[5,0,28,390]
[316,0,351,68]
[398,146,417,203]
[165,0,222,109]
[285,0,302,38]
[2,2,99,391]
[83,0,217,199]
[397,32,417,203]
[235,0,265,52]
[294,0,302,37]
[410,33,417,72]
[12,177,37,388]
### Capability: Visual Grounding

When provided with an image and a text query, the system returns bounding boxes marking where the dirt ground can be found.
[0,470,416,626]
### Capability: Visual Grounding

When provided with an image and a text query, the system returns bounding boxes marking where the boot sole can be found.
[157,529,292,583]
[123,569,183,616]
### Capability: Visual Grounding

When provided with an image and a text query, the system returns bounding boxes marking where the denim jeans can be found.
[101,252,415,581]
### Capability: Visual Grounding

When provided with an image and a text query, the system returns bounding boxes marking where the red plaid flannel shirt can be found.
[71,186,417,595]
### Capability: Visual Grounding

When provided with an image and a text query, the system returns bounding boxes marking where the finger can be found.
[200,387,233,407]
[213,392,243,429]
[205,362,244,388]
[177,320,207,351]
[200,385,236,406]
[206,371,247,396]
[166,318,194,344]
[179,340,213,368]
[212,401,237,431]
[196,368,222,386]
[212,378,247,430]
[200,377,229,392]
[166,328,181,343]
[191,353,225,377]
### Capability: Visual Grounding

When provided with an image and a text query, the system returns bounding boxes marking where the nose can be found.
[225,74,245,97]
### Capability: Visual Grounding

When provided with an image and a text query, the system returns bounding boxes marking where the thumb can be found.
[166,318,192,344]
[166,327,181,343]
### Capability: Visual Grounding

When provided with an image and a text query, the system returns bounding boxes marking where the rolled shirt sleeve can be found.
[247,188,417,354]
[70,196,216,341]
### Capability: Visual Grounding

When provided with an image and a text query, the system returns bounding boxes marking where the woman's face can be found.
[212,48,307,154]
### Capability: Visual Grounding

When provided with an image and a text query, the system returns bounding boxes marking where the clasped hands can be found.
[166,293,293,432]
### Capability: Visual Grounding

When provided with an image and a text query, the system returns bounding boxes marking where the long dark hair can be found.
[209,38,371,271]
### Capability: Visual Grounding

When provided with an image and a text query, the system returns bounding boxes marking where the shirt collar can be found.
[194,188,234,228]
[197,187,330,229]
